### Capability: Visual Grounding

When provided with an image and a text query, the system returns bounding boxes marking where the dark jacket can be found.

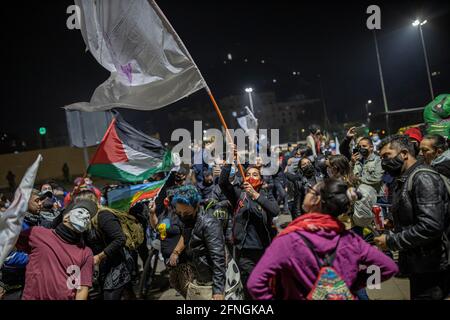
[87,210,127,269]
[219,164,280,250]
[185,208,226,295]
[386,161,450,274]
[196,181,216,202]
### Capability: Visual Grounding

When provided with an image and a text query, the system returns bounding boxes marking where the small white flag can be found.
[0,155,42,266]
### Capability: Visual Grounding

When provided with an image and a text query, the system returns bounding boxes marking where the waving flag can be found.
[88,113,172,182]
[107,179,166,212]
[237,106,258,133]
[65,0,206,112]
[0,155,42,266]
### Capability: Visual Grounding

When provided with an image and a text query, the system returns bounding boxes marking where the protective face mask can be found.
[373,136,380,142]
[247,176,262,189]
[302,165,315,177]
[330,143,336,149]
[381,153,404,177]
[179,214,196,228]
[69,208,91,233]
[359,147,370,158]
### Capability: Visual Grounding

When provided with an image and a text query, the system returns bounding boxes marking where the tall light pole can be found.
[245,87,254,114]
[372,30,390,134]
[318,74,330,131]
[412,19,434,100]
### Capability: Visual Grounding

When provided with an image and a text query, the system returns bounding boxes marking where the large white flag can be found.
[65,0,206,112]
[0,155,42,266]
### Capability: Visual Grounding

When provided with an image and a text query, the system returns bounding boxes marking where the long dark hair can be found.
[328,155,358,186]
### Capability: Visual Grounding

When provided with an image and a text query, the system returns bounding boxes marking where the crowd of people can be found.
[1,124,450,300]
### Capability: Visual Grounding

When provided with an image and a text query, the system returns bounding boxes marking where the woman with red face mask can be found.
[219,151,280,299]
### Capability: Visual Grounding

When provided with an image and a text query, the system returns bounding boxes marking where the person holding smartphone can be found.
[340,127,384,192]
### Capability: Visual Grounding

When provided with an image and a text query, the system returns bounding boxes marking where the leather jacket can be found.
[386,161,450,274]
[185,208,226,295]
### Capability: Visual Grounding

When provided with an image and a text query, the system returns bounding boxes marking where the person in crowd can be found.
[15,200,97,300]
[71,189,132,300]
[6,170,16,192]
[171,185,226,300]
[420,134,450,178]
[375,135,450,300]
[62,163,70,183]
[306,125,322,157]
[404,127,423,158]
[0,189,44,299]
[247,178,398,300]
[286,157,323,218]
[271,164,290,215]
[339,127,384,192]
[196,169,216,203]
[327,154,379,229]
[38,184,61,225]
[210,160,238,252]
[149,186,193,298]
[372,132,382,151]
[219,146,280,299]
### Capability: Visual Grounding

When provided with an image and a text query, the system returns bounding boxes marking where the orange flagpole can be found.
[206,88,246,180]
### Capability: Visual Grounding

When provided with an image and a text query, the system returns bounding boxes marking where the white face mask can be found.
[68,208,91,233]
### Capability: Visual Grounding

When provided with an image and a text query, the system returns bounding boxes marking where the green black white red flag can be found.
[88,113,172,182]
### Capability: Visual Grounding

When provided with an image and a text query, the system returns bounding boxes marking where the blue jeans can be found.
[356,288,370,300]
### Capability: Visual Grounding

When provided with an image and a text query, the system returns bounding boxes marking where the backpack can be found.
[92,207,144,251]
[298,233,356,300]
[406,167,450,195]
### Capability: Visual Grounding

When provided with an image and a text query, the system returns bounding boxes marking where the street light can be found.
[412,18,434,100]
[245,87,255,114]
[365,100,372,127]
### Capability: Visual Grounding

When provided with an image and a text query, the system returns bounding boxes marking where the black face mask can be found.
[180,215,196,228]
[359,147,370,158]
[302,165,315,177]
[381,153,404,177]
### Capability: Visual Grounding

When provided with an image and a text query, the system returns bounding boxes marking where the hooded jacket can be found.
[431,149,450,179]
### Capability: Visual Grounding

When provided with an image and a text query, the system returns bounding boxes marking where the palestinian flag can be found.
[107,179,166,212]
[88,113,172,182]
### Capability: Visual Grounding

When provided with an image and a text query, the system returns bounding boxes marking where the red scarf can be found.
[277,213,344,238]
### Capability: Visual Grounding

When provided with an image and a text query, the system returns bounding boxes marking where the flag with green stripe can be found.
[88,112,172,182]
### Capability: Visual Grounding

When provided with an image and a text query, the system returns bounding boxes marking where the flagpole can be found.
[151,0,246,179]
[205,88,246,180]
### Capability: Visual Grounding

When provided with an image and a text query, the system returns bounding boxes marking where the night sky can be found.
[1,0,449,146]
